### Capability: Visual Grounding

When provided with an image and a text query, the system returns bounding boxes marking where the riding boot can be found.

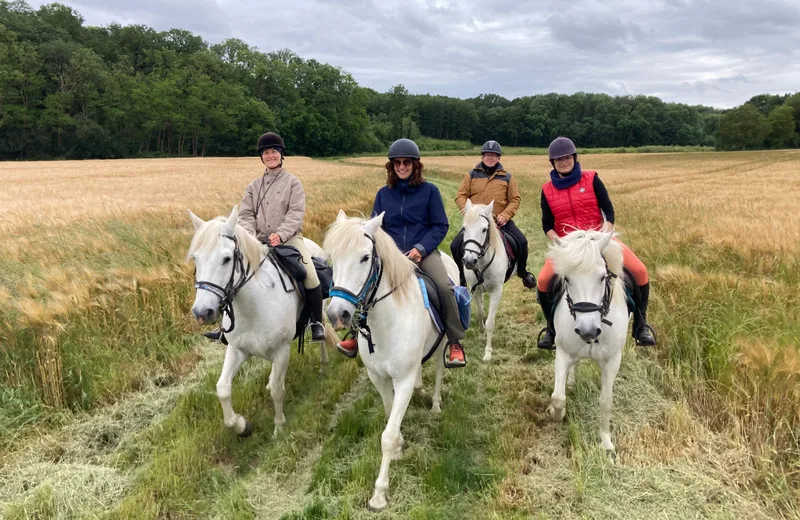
[306,285,326,342]
[515,242,536,289]
[632,282,656,346]
[537,290,556,350]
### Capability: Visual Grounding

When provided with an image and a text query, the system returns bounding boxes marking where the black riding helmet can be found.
[388,138,420,160]
[548,136,577,166]
[481,140,502,156]
[257,132,285,158]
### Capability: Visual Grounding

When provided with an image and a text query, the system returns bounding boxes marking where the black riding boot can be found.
[307,285,326,341]
[632,282,656,346]
[515,244,536,289]
[537,289,556,350]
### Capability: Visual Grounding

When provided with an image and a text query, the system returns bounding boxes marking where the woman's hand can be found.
[268,233,281,246]
[496,215,508,227]
[601,222,615,233]
[406,248,422,263]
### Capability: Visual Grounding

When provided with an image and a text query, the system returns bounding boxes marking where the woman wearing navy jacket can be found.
[337,138,467,367]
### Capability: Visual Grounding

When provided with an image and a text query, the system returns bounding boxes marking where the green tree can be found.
[717,104,770,150]
[766,105,795,148]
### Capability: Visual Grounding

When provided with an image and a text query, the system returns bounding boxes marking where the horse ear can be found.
[336,209,347,222]
[188,209,205,232]
[596,231,614,252]
[223,205,239,236]
[363,212,384,236]
[465,199,472,212]
[482,200,494,217]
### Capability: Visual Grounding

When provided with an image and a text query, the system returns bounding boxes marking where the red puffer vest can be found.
[542,170,603,237]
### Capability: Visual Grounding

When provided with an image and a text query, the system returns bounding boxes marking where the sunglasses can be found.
[393,158,414,167]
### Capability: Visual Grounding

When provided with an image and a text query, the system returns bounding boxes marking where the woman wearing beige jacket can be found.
[239,132,325,341]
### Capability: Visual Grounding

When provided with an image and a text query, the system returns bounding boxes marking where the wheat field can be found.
[0,151,798,519]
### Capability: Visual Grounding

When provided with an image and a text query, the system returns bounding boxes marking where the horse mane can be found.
[548,230,624,279]
[463,203,503,254]
[323,216,418,301]
[187,217,265,272]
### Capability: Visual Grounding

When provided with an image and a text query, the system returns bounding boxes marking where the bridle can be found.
[564,257,617,327]
[328,234,398,353]
[462,214,496,293]
[194,234,266,333]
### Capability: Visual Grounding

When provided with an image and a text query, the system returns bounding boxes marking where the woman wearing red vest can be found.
[536,136,656,350]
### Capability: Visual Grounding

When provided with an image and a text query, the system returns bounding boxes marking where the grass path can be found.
[1,172,790,519]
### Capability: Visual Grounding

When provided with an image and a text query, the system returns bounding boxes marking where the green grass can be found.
[1,156,797,519]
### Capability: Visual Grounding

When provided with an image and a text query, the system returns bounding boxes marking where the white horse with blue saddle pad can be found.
[324,210,460,511]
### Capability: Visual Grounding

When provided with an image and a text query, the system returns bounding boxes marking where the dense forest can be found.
[1,1,799,159]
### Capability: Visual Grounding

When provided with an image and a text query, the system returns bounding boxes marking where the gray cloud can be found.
[30,0,800,107]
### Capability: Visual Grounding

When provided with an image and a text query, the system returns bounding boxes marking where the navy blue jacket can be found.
[371,180,449,258]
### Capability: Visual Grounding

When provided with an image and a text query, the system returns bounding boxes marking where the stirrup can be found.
[337,337,358,358]
[635,324,657,347]
[203,329,228,345]
[536,328,555,350]
[310,322,325,342]
[443,343,467,369]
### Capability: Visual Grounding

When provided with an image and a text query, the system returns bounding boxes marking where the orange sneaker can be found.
[337,338,358,358]
[445,343,466,368]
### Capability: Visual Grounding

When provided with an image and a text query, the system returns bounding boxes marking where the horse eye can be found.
[360,254,370,263]
[222,256,232,265]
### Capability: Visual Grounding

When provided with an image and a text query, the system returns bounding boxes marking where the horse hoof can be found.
[606,449,617,463]
[431,403,441,413]
[547,405,565,421]
[368,494,388,511]
[238,420,253,438]
[482,354,492,362]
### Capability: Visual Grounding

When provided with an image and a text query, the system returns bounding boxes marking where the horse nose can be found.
[574,327,601,343]
[463,256,476,269]
[193,306,216,325]
[327,306,352,330]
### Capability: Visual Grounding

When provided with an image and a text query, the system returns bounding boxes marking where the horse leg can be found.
[368,369,394,419]
[431,339,445,413]
[474,291,485,332]
[414,363,423,391]
[547,349,570,421]
[268,346,291,437]
[369,377,415,511]
[567,358,580,388]
[483,286,503,362]
[598,353,622,458]
[216,346,251,436]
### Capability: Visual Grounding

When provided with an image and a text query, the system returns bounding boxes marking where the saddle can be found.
[499,229,518,283]
[268,245,333,351]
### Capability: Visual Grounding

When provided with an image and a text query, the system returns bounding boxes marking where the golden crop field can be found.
[0,151,798,519]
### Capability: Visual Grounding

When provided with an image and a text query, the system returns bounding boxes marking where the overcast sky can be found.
[30,0,800,108]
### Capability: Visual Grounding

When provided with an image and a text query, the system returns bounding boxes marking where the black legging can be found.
[450,219,530,280]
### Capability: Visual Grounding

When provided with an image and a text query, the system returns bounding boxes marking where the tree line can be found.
[1,1,798,160]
